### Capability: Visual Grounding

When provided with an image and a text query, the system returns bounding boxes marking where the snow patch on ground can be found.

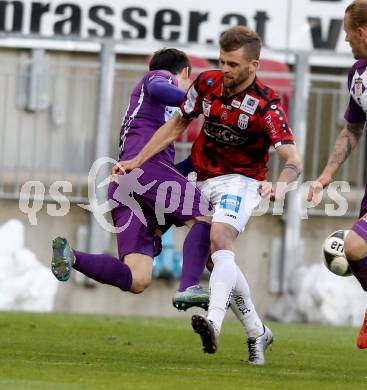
[0,219,58,311]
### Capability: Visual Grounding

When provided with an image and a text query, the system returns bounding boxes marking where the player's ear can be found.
[250,60,260,73]
[177,67,189,90]
[358,25,367,40]
[182,66,190,81]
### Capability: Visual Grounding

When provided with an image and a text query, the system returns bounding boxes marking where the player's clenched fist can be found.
[111,158,140,176]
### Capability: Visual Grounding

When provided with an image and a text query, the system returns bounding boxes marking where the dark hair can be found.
[219,26,262,60]
[345,0,367,29]
[149,48,191,75]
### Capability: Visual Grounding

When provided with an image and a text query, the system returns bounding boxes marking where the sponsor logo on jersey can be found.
[240,95,259,115]
[353,77,365,98]
[221,104,232,110]
[203,121,249,146]
[202,101,211,117]
[238,113,249,129]
[231,100,241,108]
[264,113,276,135]
[219,194,242,213]
[351,69,367,109]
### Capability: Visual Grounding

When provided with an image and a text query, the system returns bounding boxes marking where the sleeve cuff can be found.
[274,140,295,149]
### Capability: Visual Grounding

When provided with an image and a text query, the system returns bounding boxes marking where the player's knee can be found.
[129,272,152,294]
[344,234,366,261]
[210,230,232,251]
[130,275,152,294]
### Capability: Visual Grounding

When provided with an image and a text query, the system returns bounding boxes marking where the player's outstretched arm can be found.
[259,144,302,201]
[113,113,190,173]
[307,121,364,202]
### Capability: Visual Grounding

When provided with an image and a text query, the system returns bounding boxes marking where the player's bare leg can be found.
[124,254,153,293]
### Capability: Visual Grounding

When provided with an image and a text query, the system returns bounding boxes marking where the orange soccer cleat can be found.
[356,310,367,349]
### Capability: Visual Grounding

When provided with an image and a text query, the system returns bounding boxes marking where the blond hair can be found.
[345,0,367,29]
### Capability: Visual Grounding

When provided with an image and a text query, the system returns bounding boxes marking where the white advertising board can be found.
[0,0,356,66]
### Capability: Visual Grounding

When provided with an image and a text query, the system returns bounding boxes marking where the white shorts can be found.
[197,174,261,233]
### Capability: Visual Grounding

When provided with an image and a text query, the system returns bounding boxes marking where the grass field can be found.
[0,312,367,390]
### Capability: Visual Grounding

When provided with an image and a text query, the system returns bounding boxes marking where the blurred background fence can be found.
[1,46,365,208]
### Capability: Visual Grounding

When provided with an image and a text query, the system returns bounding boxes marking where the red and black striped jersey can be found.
[180,70,295,181]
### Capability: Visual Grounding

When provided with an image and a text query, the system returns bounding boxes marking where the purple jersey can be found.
[344,61,367,241]
[344,60,367,123]
[119,70,182,163]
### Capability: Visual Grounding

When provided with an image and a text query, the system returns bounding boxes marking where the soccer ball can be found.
[322,230,352,277]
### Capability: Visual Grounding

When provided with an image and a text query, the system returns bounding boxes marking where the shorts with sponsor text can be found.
[196,173,261,233]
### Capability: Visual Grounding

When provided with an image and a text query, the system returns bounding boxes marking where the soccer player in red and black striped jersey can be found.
[119,26,303,365]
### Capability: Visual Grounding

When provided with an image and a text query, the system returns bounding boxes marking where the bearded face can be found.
[219,48,258,95]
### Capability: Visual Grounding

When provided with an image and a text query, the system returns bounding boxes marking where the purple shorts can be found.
[351,185,367,241]
[108,159,211,260]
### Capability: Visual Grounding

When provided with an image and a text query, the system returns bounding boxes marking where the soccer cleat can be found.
[247,325,273,365]
[191,314,218,354]
[51,237,75,282]
[356,310,367,349]
[172,285,209,311]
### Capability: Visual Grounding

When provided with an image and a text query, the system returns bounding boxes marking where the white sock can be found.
[230,266,264,338]
[207,250,237,335]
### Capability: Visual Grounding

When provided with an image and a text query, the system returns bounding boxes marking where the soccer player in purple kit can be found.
[51,49,211,302]
[308,0,367,349]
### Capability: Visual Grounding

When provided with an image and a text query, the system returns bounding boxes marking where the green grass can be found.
[0,312,366,390]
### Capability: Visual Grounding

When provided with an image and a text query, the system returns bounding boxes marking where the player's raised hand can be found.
[307,173,333,203]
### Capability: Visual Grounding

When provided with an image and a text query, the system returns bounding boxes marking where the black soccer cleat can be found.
[191,314,218,354]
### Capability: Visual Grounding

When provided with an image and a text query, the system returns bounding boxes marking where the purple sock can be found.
[348,256,367,291]
[179,221,211,291]
[73,250,132,291]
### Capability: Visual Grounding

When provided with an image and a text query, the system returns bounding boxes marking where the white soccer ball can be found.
[322,230,352,277]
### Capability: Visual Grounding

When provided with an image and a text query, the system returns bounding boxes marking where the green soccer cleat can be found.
[172,285,209,311]
[51,237,75,282]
